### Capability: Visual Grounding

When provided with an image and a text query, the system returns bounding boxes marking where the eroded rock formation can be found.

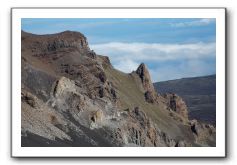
[163,93,189,119]
[136,63,159,104]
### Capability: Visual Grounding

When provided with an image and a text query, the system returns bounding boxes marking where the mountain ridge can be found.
[21,30,216,147]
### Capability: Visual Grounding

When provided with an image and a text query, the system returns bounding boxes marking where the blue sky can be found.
[22,18,216,82]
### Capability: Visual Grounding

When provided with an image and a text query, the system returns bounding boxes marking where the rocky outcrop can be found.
[163,93,188,119]
[89,110,104,129]
[190,120,216,145]
[112,106,191,147]
[21,91,39,108]
[97,55,112,69]
[144,90,157,103]
[136,63,158,104]
[22,30,90,56]
[136,63,155,92]
[52,77,76,97]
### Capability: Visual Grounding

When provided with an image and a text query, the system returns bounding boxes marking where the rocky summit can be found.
[21,30,216,147]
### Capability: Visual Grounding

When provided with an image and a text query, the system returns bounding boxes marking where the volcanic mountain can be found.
[21,30,216,147]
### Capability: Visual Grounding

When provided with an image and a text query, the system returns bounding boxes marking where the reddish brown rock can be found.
[22,30,90,55]
[136,63,158,104]
[163,93,188,119]
[136,63,155,92]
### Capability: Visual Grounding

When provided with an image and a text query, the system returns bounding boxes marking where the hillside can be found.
[154,75,216,125]
[21,30,216,147]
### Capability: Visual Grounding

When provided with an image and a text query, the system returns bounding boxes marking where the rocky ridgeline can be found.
[22,30,90,56]
[21,30,216,147]
[134,63,215,145]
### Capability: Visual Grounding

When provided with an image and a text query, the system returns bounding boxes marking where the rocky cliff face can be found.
[22,31,90,55]
[21,30,215,147]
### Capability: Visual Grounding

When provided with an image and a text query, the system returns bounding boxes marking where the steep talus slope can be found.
[21,30,215,147]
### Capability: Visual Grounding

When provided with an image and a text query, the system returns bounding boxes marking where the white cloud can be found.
[114,60,140,73]
[149,60,216,82]
[170,18,215,27]
[91,42,215,62]
[90,42,215,82]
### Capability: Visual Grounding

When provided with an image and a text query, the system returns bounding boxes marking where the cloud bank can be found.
[91,42,215,61]
[91,42,216,82]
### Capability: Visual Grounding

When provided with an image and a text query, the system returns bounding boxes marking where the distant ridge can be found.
[154,75,216,125]
[154,75,216,95]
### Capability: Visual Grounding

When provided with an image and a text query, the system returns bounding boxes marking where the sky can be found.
[22,18,216,82]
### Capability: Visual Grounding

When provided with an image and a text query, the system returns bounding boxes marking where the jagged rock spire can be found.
[136,63,155,92]
[136,63,158,103]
